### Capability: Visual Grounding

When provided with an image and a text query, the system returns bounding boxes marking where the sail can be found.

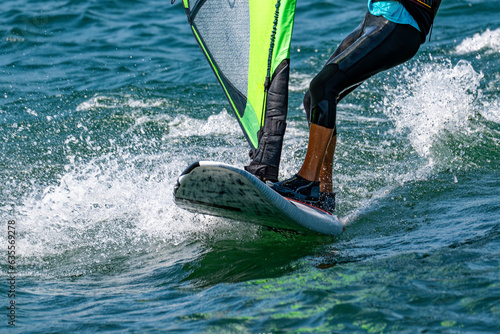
[182,0,297,150]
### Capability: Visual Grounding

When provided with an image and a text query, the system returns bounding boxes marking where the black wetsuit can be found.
[305,0,441,132]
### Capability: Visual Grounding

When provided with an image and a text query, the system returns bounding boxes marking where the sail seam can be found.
[189,0,208,22]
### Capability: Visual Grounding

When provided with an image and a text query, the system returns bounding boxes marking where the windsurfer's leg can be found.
[273,13,421,202]
[297,19,364,188]
[297,123,334,182]
[304,14,420,180]
[302,92,337,193]
[295,61,342,186]
[300,18,365,192]
[319,134,336,193]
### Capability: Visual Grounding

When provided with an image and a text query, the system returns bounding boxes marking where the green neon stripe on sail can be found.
[247,0,297,129]
[272,0,296,76]
[191,25,260,148]
[247,0,275,129]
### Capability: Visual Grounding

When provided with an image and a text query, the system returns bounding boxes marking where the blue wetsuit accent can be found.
[368,0,420,32]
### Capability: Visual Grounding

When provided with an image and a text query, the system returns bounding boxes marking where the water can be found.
[1,0,499,332]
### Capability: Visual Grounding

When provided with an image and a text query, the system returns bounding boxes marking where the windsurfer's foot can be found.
[272,175,336,213]
[271,174,320,202]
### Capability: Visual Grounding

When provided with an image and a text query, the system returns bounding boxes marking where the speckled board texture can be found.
[174,161,343,236]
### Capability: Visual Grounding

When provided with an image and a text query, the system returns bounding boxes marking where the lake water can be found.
[1,0,499,332]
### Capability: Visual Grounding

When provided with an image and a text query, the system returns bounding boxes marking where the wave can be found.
[75,94,172,112]
[455,28,500,55]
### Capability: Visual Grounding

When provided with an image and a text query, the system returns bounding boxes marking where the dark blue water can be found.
[1,0,499,332]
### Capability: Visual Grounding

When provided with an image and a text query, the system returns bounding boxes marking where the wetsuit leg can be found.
[303,21,365,129]
[306,12,422,130]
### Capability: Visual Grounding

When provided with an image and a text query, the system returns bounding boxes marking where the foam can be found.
[75,94,171,112]
[167,109,240,138]
[455,28,500,55]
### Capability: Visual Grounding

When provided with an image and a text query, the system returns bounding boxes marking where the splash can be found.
[15,152,201,259]
[383,59,483,159]
[4,95,254,274]
[337,59,490,223]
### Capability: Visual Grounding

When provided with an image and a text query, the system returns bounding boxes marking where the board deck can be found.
[174,161,344,236]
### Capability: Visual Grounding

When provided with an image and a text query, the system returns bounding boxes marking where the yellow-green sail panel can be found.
[183,0,296,149]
